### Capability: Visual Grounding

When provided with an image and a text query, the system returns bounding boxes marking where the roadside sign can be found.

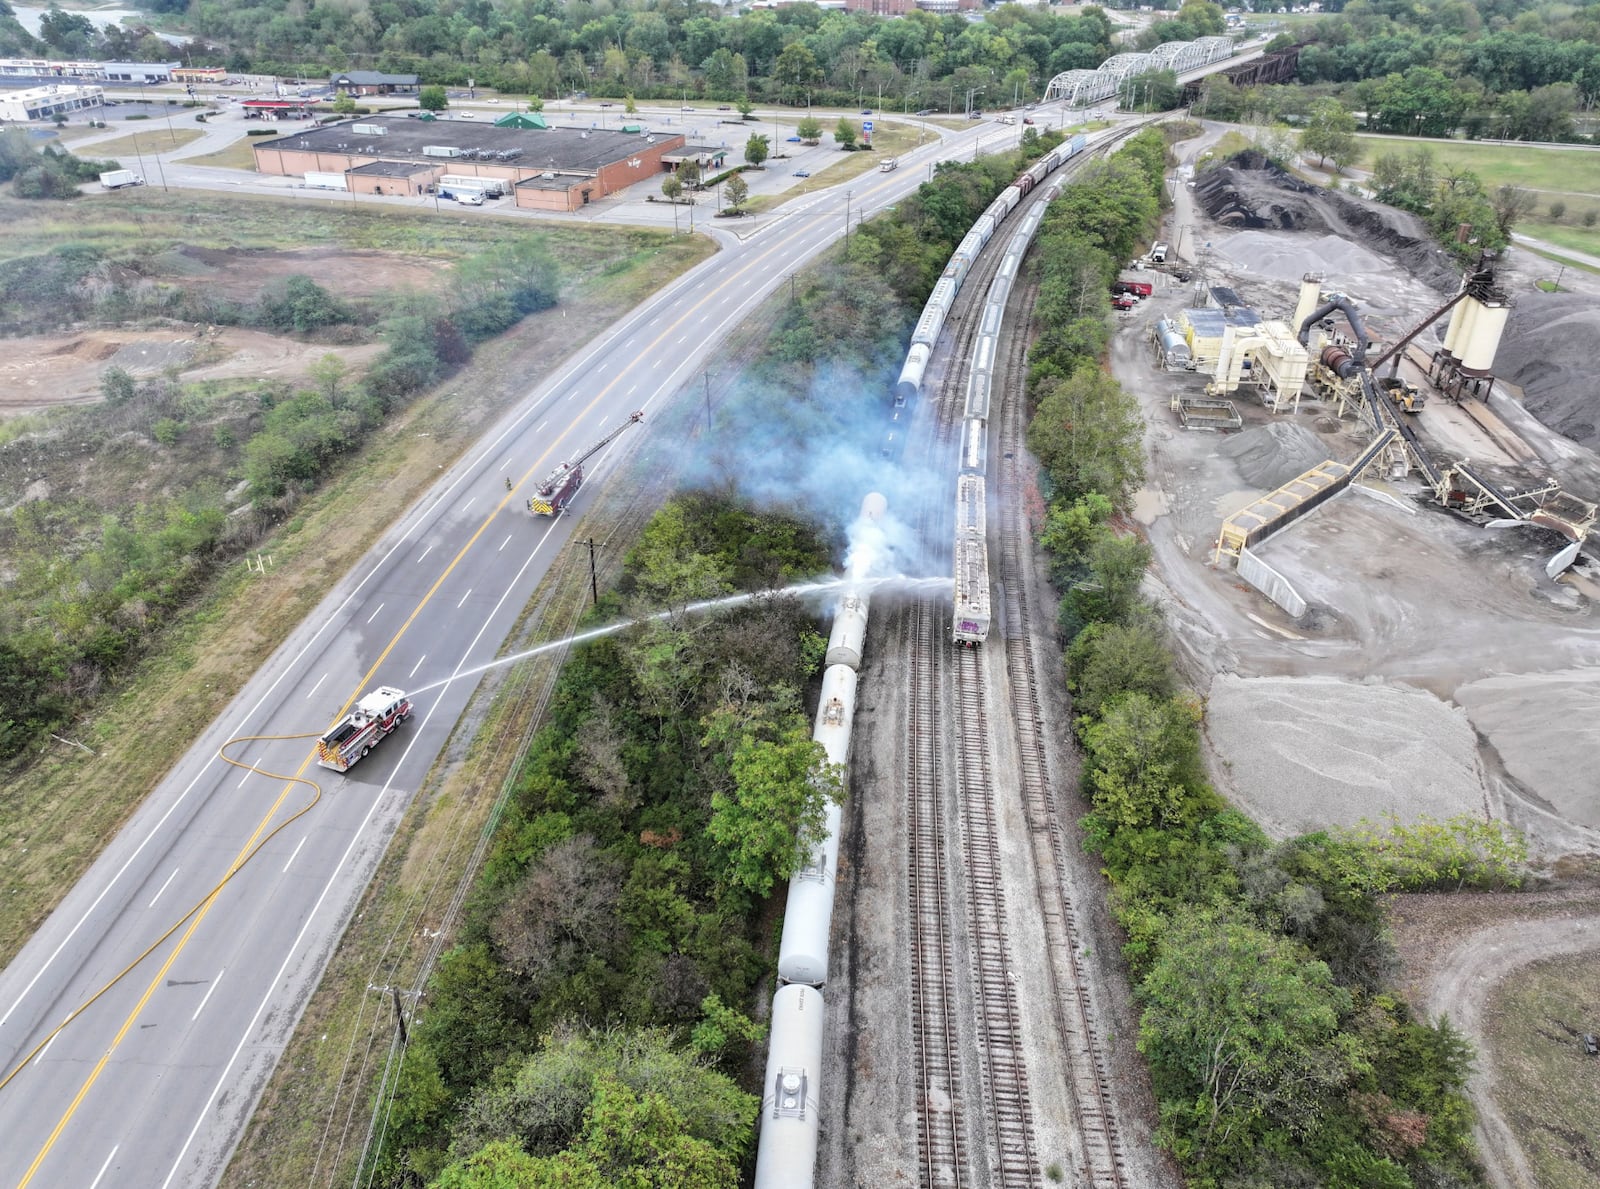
[862,120,873,132]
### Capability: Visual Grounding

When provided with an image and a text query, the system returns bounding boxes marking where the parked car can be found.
[1585,1034,1599,1056]
[1022,117,1035,124]
[786,135,802,142]
[792,169,810,177]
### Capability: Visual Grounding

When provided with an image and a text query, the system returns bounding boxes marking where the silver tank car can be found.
[824,595,868,669]
[776,800,843,986]
[752,984,826,1189]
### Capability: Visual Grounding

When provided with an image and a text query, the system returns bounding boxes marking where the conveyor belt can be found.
[1360,372,1440,486]
[1452,462,1525,520]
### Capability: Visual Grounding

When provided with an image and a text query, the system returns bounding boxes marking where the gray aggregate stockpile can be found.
[1193,151,1460,292]
[1493,292,1600,452]
[1214,230,1394,285]
[1218,420,1334,490]
[1454,669,1600,830]
[1206,673,1489,838]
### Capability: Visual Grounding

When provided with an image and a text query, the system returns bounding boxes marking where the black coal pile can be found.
[1495,291,1600,451]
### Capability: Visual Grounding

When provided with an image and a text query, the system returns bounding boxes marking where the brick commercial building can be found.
[252,115,687,212]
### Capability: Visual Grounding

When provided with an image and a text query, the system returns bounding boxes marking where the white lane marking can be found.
[652,359,665,369]
[33,1030,59,1065]
[463,497,476,511]
[498,535,512,552]
[366,603,385,624]
[88,1146,118,1189]
[407,654,426,679]
[148,868,180,908]
[628,384,638,395]
[535,419,547,432]
[306,672,327,699]
[457,589,472,608]
[416,543,433,564]
[676,334,687,344]
[282,836,307,874]
[236,758,260,790]
[190,969,226,1022]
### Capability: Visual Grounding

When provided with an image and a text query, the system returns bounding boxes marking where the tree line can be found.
[1024,127,1520,1187]
[13,0,1117,110]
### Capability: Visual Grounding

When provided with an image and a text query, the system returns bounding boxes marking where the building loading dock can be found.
[251,115,686,212]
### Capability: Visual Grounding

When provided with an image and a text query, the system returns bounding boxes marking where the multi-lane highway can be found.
[0,115,1009,1187]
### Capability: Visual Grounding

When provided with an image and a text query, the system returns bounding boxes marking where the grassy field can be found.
[1355,135,1600,255]
[180,137,260,171]
[0,188,714,964]
[1485,952,1600,1189]
[76,127,207,161]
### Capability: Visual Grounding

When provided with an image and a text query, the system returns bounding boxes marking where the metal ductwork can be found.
[1297,293,1371,362]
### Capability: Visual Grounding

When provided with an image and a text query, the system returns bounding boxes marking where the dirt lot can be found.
[158,245,448,302]
[1112,124,1600,1186]
[0,327,383,417]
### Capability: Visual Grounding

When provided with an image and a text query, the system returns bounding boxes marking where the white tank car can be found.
[825,594,869,669]
[753,983,826,1189]
[811,662,858,766]
[777,799,843,986]
[896,342,930,403]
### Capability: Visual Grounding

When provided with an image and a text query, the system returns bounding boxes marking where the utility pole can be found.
[704,370,712,430]
[391,988,408,1046]
[585,538,599,606]
[845,190,851,238]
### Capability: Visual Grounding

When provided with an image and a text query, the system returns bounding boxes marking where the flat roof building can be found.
[101,62,179,84]
[0,83,104,121]
[252,114,686,212]
[331,71,419,96]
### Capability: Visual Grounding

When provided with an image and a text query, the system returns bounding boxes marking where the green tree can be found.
[1068,619,1174,720]
[101,365,136,405]
[723,173,748,212]
[703,714,841,899]
[834,117,857,150]
[1301,98,1359,170]
[743,133,769,168]
[419,84,448,112]
[736,96,754,121]
[1491,183,1538,238]
[526,95,544,113]
[796,115,822,142]
[1081,692,1203,831]
[1138,907,1354,1167]
[332,89,356,115]
[773,42,822,104]
[678,159,701,190]
[661,172,683,203]
[1026,365,1145,509]
[624,93,638,115]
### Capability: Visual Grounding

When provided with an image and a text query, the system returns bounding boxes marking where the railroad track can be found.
[953,645,1040,1188]
[906,574,965,1187]
[992,252,1130,1189]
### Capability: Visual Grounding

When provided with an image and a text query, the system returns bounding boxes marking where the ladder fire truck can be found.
[316,686,413,772]
[527,411,644,516]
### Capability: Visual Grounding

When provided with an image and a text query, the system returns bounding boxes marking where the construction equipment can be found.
[317,687,412,772]
[527,411,644,516]
[1379,376,1426,414]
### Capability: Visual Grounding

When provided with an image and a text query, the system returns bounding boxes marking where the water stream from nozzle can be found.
[405,574,951,698]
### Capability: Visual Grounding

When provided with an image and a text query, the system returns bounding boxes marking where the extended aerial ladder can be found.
[526,411,644,516]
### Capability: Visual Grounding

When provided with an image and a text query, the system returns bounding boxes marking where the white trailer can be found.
[304,171,348,191]
[439,173,506,197]
[437,181,487,205]
[98,169,143,189]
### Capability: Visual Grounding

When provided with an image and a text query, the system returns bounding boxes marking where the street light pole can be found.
[845,189,851,238]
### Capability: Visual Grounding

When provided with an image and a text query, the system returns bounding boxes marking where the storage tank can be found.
[1442,297,1473,359]
[1458,298,1510,374]
[1155,319,1191,369]
[753,984,825,1189]
[1292,273,1324,334]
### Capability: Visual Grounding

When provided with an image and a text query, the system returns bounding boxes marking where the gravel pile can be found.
[1454,669,1600,830]
[1213,230,1394,284]
[1194,151,1461,292]
[1205,673,1489,837]
[1218,420,1334,489]
[1492,292,1600,451]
